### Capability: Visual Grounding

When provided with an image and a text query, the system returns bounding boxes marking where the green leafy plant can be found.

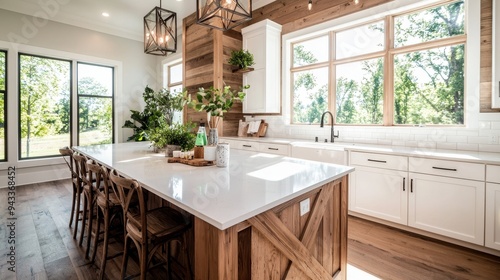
[228,49,255,69]
[123,86,184,141]
[183,85,249,118]
[165,123,196,151]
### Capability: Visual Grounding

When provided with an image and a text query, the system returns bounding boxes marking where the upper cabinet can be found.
[242,20,282,114]
[493,1,500,108]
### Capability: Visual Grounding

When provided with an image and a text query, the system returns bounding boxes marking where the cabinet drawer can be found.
[258,143,289,156]
[237,141,259,151]
[409,157,484,181]
[350,151,408,171]
[486,165,500,183]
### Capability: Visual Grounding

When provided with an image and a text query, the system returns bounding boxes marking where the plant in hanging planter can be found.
[228,49,254,71]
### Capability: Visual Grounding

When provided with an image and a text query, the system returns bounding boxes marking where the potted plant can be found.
[164,123,196,156]
[228,49,255,72]
[123,86,184,141]
[183,85,249,145]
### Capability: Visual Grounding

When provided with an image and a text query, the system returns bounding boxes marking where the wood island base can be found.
[194,176,348,280]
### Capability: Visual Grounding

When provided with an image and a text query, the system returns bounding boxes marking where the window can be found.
[290,0,465,126]
[18,53,115,159]
[164,60,183,124]
[77,63,114,146]
[19,54,71,159]
[0,51,6,160]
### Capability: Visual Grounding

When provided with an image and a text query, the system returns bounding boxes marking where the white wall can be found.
[0,8,160,186]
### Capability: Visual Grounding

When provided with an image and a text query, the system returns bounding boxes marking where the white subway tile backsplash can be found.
[377,139,392,146]
[457,143,479,151]
[467,136,490,144]
[456,129,479,136]
[491,122,500,130]
[414,135,428,142]
[479,121,491,129]
[446,135,468,143]
[437,142,457,150]
[479,144,500,153]
[262,116,500,152]
[392,140,406,146]
[417,142,437,149]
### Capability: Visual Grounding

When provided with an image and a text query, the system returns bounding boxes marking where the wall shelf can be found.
[232,67,254,73]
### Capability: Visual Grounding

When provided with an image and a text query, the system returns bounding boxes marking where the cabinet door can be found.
[408,173,485,245]
[486,183,500,250]
[350,166,408,225]
[243,69,267,113]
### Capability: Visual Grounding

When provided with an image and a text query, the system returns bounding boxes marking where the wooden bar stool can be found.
[59,147,80,231]
[74,153,94,250]
[85,161,124,280]
[109,170,192,280]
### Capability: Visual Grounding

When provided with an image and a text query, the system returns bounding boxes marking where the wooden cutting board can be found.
[167,157,215,166]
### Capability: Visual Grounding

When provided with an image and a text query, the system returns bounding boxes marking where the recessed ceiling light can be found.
[102,12,110,17]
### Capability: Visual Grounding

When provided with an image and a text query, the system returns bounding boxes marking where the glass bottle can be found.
[195,123,207,146]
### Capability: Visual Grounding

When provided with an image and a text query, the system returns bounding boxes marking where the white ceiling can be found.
[0,0,276,42]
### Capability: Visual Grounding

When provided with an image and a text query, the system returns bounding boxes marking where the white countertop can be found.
[74,142,354,230]
[222,137,500,164]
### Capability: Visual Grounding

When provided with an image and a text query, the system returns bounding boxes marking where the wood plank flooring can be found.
[1,179,499,279]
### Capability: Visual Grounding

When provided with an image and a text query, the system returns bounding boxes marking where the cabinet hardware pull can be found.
[432,166,457,172]
[410,179,413,193]
[367,159,387,163]
[268,148,279,150]
[403,178,406,191]
[243,145,252,148]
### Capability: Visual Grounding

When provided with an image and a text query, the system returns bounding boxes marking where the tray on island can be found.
[167,157,215,166]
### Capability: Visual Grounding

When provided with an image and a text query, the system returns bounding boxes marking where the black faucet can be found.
[320,111,339,143]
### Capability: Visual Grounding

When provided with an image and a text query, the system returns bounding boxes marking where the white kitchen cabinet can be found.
[408,158,485,245]
[241,19,282,113]
[350,166,408,225]
[291,146,346,165]
[349,151,408,225]
[486,165,500,250]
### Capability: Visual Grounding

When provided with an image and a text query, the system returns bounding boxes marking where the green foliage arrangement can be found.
[183,85,249,118]
[148,121,196,151]
[228,49,254,69]
[123,86,184,141]
[165,123,196,151]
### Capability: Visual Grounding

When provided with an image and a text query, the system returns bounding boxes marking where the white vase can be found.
[215,143,229,167]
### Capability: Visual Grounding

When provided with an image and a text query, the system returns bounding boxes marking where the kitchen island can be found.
[74,142,354,280]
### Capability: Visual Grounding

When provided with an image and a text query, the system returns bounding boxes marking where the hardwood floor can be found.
[348,216,500,280]
[1,180,499,279]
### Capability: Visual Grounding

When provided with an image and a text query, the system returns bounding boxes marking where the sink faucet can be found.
[320,111,339,143]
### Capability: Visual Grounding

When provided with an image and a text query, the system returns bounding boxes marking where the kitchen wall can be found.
[0,8,159,186]
[247,0,500,153]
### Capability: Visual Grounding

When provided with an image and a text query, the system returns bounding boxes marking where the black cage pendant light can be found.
[196,0,252,31]
[144,0,177,56]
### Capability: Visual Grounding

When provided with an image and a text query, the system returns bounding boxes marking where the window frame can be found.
[76,61,115,146]
[0,50,7,162]
[18,52,73,160]
[287,0,467,127]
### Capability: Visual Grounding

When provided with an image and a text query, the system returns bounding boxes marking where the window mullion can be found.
[384,15,394,126]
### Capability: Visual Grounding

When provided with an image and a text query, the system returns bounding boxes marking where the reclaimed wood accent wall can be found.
[183,15,244,136]
[480,0,497,112]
